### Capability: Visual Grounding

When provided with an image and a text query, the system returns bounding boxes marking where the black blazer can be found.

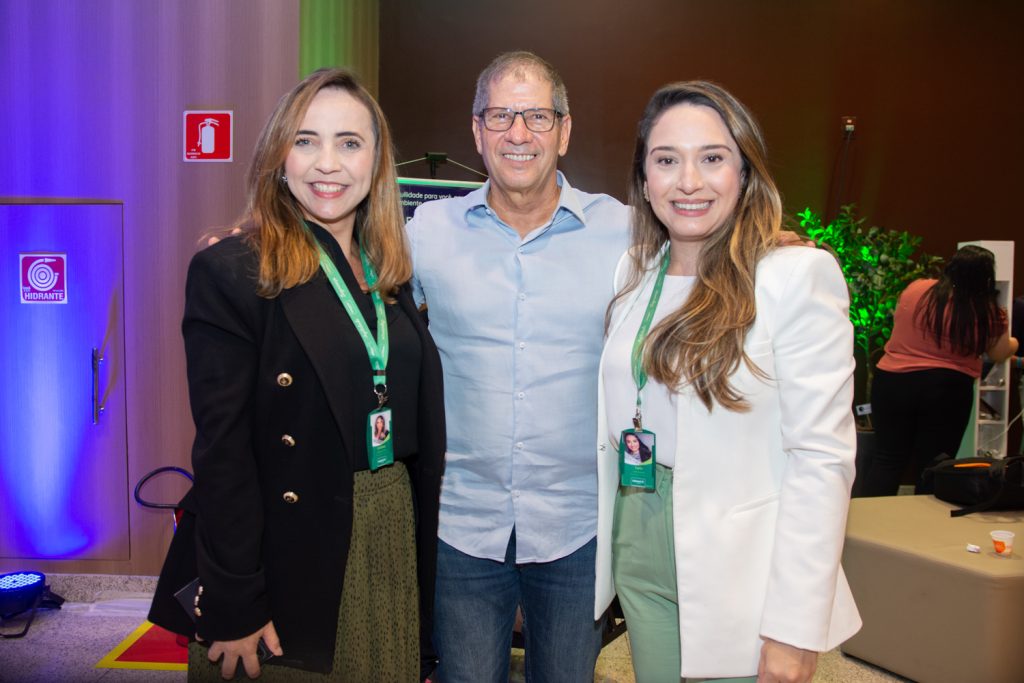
[149,235,445,674]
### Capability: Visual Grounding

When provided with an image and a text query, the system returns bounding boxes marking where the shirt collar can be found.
[464,171,587,228]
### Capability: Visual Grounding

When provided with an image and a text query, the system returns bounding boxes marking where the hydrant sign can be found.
[183,110,233,162]
[20,253,67,304]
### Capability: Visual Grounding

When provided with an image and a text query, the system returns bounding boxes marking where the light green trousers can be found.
[612,465,756,683]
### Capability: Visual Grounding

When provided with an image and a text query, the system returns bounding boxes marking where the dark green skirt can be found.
[188,462,419,681]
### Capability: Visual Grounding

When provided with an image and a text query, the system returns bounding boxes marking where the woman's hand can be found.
[757,637,818,683]
[985,330,1018,363]
[206,620,283,679]
[206,226,243,246]
[777,230,816,247]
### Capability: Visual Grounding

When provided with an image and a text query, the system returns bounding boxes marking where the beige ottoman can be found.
[841,495,1024,683]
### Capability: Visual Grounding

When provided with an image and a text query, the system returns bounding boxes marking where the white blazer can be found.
[594,246,862,678]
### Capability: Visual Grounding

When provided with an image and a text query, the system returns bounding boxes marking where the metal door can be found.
[0,200,128,560]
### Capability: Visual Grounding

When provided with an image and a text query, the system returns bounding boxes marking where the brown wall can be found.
[379,0,1023,450]
[380,0,1024,284]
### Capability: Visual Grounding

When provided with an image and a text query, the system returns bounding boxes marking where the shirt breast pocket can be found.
[422,265,518,348]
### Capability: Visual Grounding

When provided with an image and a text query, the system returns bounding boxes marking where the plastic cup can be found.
[990,530,1015,557]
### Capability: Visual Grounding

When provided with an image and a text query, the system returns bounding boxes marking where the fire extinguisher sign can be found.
[183,110,233,162]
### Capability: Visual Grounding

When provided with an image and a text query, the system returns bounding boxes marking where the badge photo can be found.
[366,408,394,471]
[619,429,656,490]
[371,410,392,446]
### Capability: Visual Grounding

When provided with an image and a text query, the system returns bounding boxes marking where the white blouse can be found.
[601,274,695,468]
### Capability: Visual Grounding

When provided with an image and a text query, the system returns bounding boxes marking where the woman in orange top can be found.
[862,245,1018,496]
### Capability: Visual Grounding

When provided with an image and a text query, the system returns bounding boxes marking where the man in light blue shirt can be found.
[407,51,629,683]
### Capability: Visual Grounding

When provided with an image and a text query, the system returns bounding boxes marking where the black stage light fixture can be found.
[0,571,65,639]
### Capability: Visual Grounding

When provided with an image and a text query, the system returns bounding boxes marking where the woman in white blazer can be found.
[594,82,861,682]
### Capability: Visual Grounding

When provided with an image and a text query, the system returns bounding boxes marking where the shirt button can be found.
[518,342,525,350]
[276,372,293,387]
[283,491,299,504]
[512,490,521,498]
[281,434,296,447]
[518,293,526,301]
[194,607,202,617]
[515,442,524,450]
[517,392,525,399]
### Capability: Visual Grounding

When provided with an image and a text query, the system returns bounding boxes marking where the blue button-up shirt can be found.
[408,172,629,563]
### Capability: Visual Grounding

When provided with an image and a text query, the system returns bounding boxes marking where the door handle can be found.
[91,347,105,424]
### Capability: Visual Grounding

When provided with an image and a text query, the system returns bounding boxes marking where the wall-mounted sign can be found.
[397,177,483,222]
[183,110,233,162]
[20,253,67,304]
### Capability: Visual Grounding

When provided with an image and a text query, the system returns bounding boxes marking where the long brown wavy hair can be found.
[240,68,409,300]
[917,245,1002,355]
[607,81,781,412]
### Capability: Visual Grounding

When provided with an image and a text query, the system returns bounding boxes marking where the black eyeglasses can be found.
[476,107,564,132]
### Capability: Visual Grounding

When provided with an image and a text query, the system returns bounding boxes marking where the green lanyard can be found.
[315,240,389,404]
[629,252,670,429]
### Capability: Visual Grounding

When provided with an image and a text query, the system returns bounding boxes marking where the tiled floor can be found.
[0,582,181,683]
[515,636,909,683]
[0,575,907,682]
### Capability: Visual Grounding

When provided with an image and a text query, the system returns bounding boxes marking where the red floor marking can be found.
[96,621,188,670]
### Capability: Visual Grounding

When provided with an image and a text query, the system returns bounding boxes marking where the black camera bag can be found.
[923,455,1024,517]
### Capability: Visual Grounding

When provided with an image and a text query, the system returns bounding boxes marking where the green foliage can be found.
[798,205,944,398]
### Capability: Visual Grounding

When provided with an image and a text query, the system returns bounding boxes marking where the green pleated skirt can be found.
[188,462,419,682]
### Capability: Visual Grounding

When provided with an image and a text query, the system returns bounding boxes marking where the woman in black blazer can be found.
[149,68,445,682]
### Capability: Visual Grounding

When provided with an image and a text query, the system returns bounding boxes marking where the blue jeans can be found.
[433,531,603,683]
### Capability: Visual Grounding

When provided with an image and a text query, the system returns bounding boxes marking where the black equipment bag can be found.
[923,455,1024,517]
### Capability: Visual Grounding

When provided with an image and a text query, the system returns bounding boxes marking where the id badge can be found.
[619,428,655,490]
[367,408,394,471]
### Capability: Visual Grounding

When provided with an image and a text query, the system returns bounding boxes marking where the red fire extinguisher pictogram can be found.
[183,110,233,162]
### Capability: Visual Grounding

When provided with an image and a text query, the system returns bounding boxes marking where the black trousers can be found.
[860,367,975,497]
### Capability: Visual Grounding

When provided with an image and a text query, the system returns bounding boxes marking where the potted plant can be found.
[797,204,944,418]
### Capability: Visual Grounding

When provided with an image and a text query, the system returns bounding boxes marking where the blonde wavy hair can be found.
[608,81,782,412]
[240,68,409,300]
